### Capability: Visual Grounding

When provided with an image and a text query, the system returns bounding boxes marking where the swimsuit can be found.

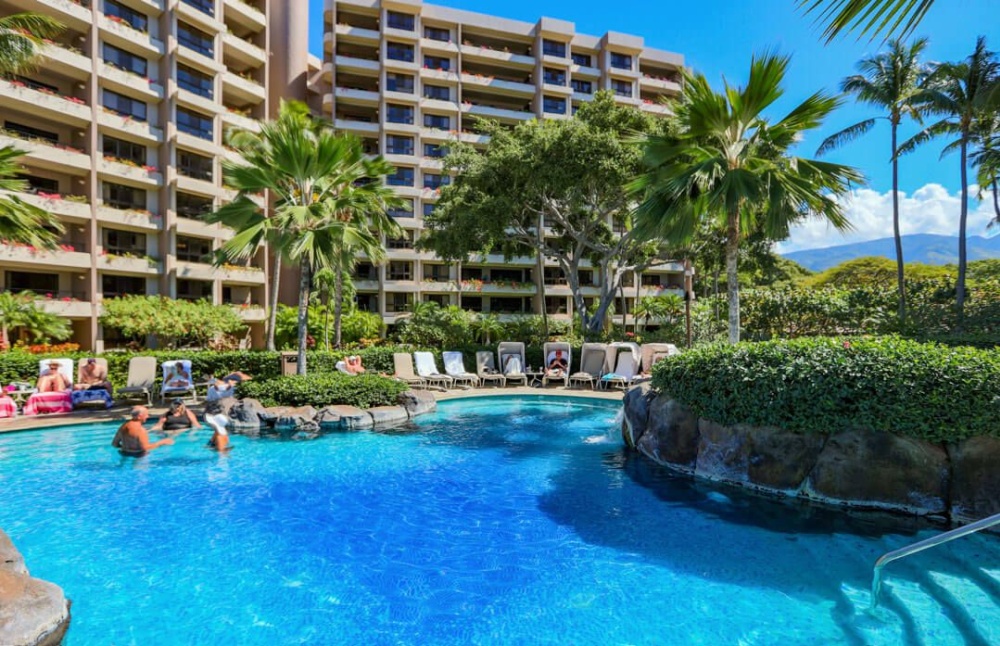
[162,414,192,431]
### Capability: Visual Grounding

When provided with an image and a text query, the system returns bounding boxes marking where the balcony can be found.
[0,242,90,270]
[333,23,379,43]
[98,110,164,143]
[640,101,671,116]
[98,252,160,275]
[177,0,224,32]
[223,71,266,103]
[217,264,266,284]
[98,157,163,187]
[640,75,682,94]
[1,190,91,222]
[177,87,220,115]
[334,86,379,106]
[30,0,92,29]
[0,132,90,174]
[460,72,534,97]
[224,0,266,32]
[38,297,92,318]
[464,103,534,122]
[420,38,459,55]
[458,280,536,295]
[222,32,266,67]
[334,118,378,135]
[334,55,380,74]
[96,204,161,231]
[99,64,165,101]
[570,63,600,78]
[0,78,91,125]
[39,42,91,78]
[232,304,266,321]
[98,14,165,57]
[459,43,533,69]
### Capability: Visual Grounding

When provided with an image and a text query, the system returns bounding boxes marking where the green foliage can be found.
[394,303,475,347]
[804,256,952,289]
[652,336,1000,442]
[238,373,408,409]
[100,296,245,348]
[0,291,71,346]
[797,0,933,43]
[968,259,1000,283]
[274,303,384,350]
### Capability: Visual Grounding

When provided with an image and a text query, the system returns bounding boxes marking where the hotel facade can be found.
[0,0,685,350]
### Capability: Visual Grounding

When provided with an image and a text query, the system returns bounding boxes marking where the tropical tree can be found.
[972,111,1000,224]
[633,294,684,335]
[0,12,62,74]
[472,313,505,345]
[632,53,862,343]
[0,291,71,349]
[798,0,934,42]
[899,37,1000,324]
[818,38,930,323]
[209,101,401,373]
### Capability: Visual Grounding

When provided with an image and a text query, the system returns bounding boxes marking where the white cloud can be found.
[777,183,999,253]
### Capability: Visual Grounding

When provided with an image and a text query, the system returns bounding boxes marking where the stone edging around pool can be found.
[622,384,1000,525]
[0,531,70,646]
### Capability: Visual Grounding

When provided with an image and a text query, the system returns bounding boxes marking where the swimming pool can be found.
[1,396,998,644]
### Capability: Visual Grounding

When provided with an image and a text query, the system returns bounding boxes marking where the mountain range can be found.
[782,234,1000,272]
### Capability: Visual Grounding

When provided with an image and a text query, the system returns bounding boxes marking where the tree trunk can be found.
[891,121,906,324]
[333,270,344,349]
[992,180,1000,219]
[536,214,549,339]
[323,292,330,351]
[265,253,281,351]
[956,139,969,329]
[726,206,741,344]
[296,258,311,375]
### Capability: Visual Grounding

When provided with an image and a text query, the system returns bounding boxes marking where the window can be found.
[542,39,566,58]
[386,293,410,312]
[611,80,633,98]
[387,199,413,218]
[102,229,146,255]
[422,202,435,217]
[386,42,414,62]
[386,232,413,250]
[571,79,593,94]
[181,0,214,17]
[491,297,525,314]
[424,26,450,42]
[176,192,213,219]
[20,175,58,193]
[423,174,449,189]
[356,293,378,312]
[386,73,414,94]
[178,22,213,57]
[388,262,412,281]
[104,43,148,76]
[610,52,633,70]
[103,136,145,165]
[178,150,213,181]
[177,64,213,98]
[4,121,58,144]
[6,271,59,294]
[543,68,566,86]
[423,143,447,158]
[102,274,145,298]
[386,11,414,31]
[105,0,148,32]
[387,167,414,186]
[423,114,450,130]
[102,182,146,210]
[423,55,450,71]
[177,107,212,140]
[353,263,377,280]
[386,135,414,156]
[571,52,592,67]
[422,84,449,100]
[386,104,413,125]
[463,296,482,311]
[176,236,213,262]
[177,279,212,300]
[103,90,146,121]
[9,75,57,93]
[423,264,449,281]
[543,96,566,114]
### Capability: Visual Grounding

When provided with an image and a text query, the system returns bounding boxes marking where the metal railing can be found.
[870,511,1000,608]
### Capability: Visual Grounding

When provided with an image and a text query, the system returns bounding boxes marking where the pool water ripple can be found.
[1,396,999,645]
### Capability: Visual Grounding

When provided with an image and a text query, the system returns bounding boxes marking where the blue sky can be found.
[307,0,1000,250]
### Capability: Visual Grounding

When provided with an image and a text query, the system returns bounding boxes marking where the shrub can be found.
[651,336,1000,442]
[100,296,245,348]
[238,373,409,409]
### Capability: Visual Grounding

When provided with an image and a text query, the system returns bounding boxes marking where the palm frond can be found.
[816,118,879,156]
[799,0,934,44]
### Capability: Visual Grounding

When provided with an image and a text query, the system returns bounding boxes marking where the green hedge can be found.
[651,336,1000,442]
[238,373,409,409]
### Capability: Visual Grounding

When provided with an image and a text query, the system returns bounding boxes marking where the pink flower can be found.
[45,293,53,299]
[843,341,852,349]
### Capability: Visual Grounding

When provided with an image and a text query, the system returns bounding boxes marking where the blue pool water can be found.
[1,396,999,645]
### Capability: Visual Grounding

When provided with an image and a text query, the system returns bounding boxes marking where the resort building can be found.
[320,0,688,328]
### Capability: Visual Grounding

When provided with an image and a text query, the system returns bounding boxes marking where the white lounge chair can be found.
[414,352,454,389]
[601,342,641,390]
[569,342,608,389]
[161,359,197,403]
[541,341,571,387]
[636,343,680,381]
[497,341,527,387]
[118,356,156,405]
[393,353,425,389]
[476,351,506,388]
[22,358,73,416]
[72,357,113,409]
[442,351,479,388]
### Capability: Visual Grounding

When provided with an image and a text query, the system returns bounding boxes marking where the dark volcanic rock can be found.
[949,436,1000,522]
[694,420,749,484]
[621,383,655,448]
[368,406,409,429]
[745,426,826,492]
[0,530,71,646]
[637,396,700,471]
[397,390,436,418]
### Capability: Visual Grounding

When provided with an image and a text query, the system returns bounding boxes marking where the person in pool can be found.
[203,399,231,452]
[151,399,202,434]
[112,406,174,456]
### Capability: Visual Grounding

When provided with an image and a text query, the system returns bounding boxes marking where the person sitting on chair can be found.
[75,358,112,392]
[151,399,202,434]
[36,361,70,393]
[164,363,192,388]
[546,349,568,377]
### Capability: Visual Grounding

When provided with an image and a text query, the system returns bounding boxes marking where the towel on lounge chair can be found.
[414,352,454,388]
[442,351,478,387]
[0,396,16,418]
[23,359,73,416]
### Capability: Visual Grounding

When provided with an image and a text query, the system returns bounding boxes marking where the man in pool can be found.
[111,406,174,456]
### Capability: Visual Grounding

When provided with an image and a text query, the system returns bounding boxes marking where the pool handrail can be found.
[870,510,1000,608]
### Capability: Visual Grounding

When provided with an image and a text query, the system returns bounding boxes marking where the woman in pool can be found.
[36,360,70,393]
[151,399,202,433]
[203,399,231,452]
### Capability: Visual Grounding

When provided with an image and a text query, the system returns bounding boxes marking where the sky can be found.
[307,0,1000,252]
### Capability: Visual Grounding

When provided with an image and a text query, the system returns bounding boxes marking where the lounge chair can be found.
[71,358,114,409]
[442,351,479,388]
[335,360,353,375]
[541,341,572,387]
[635,343,680,382]
[476,351,506,388]
[569,342,608,389]
[601,342,641,390]
[161,359,197,404]
[414,352,454,389]
[497,341,527,387]
[117,357,156,405]
[23,359,73,416]
[393,353,426,389]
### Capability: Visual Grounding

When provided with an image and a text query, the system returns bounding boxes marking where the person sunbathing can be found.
[208,371,252,399]
[36,361,70,393]
[151,399,202,434]
[546,349,568,377]
[164,364,192,388]
[75,358,112,392]
[345,355,366,375]
[112,406,174,456]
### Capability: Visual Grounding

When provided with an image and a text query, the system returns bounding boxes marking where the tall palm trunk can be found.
[323,291,331,351]
[891,121,906,324]
[333,269,344,348]
[296,258,311,375]
[956,138,969,328]
[992,180,1000,219]
[266,253,281,351]
[726,206,741,344]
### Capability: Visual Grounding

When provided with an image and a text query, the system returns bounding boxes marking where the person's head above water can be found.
[130,406,149,422]
[169,398,185,412]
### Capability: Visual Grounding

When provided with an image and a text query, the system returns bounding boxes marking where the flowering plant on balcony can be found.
[8,79,25,88]
[58,244,75,252]
[460,279,484,292]
[64,194,88,203]
[221,263,263,273]
[142,165,158,173]
[37,192,61,200]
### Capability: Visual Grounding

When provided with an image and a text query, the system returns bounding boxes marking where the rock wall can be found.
[0,531,70,646]
[623,384,998,523]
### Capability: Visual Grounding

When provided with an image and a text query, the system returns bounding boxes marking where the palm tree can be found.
[0,12,62,74]
[632,53,862,343]
[798,0,934,43]
[972,111,1000,225]
[818,38,929,323]
[0,290,70,349]
[210,101,402,373]
[472,313,505,345]
[900,37,1000,324]
[312,267,336,351]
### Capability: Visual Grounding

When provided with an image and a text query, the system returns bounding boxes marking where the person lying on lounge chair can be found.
[546,349,568,377]
[207,371,252,400]
[75,358,112,392]
[36,360,70,393]
[344,355,366,375]
[164,363,192,388]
